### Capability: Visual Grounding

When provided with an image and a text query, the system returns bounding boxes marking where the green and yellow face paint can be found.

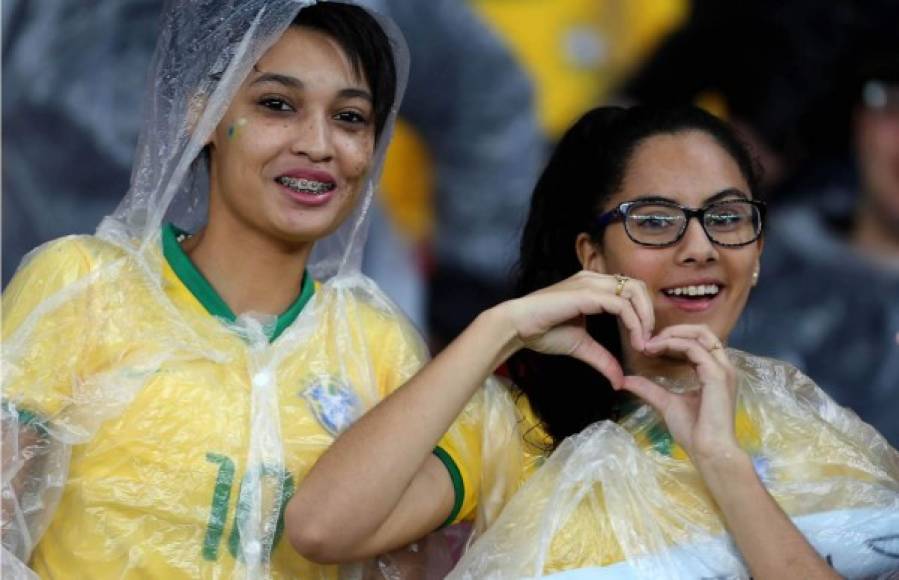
[226,117,248,140]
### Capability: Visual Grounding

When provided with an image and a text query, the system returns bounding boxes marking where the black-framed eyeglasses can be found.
[594,198,766,248]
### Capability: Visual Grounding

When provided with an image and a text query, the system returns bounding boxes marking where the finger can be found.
[650,323,714,343]
[578,291,646,352]
[626,278,656,341]
[644,336,724,378]
[569,335,624,389]
[571,271,654,343]
[649,325,729,365]
[619,375,671,414]
[644,337,737,411]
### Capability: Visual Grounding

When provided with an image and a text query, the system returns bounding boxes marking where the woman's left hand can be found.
[618,324,742,463]
[621,325,841,579]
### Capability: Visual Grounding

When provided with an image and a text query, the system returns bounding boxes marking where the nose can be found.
[674,217,719,265]
[290,111,333,162]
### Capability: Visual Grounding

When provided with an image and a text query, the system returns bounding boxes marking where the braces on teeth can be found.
[278,176,334,193]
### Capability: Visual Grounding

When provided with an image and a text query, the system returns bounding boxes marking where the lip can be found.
[659,278,726,314]
[279,168,336,183]
[274,168,337,208]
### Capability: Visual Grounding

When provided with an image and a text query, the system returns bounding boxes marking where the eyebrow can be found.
[632,188,750,205]
[705,188,750,203]
[250,68,372,102]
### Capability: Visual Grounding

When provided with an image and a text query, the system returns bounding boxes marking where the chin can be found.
[274,218,345,245]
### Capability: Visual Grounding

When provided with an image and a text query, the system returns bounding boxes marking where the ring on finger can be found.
[613,274,629,297]
[709,341,724,352]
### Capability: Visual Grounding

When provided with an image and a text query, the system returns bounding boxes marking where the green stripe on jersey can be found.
[162,224,314,342]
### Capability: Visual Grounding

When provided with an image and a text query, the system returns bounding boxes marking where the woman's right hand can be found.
[498,270,655,388]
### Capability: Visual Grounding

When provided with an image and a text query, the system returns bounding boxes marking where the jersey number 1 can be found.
[203,453,296,562]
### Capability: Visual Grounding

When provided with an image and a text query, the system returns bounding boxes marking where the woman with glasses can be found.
[288,106,899,578]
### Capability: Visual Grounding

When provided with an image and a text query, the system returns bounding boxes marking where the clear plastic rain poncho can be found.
[0,1,457,578]
[450,350,899,579]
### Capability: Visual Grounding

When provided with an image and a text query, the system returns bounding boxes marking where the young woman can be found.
[288,106,899,578]
[1,2,464,578]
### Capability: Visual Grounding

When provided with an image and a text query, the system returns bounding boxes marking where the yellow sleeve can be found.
[2,237,103,422]
[433,393,484,526]
[437,384,550,527]
[367,311,555,527]
[367,310,484,526]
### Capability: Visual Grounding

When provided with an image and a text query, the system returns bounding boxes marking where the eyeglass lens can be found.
[625,201,761,246]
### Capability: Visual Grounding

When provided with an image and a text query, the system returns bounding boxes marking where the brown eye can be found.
[259,97,294,112]
[334,111,368,125]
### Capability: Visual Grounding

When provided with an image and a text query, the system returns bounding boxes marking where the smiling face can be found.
[586,130,762,342]
[206,25,376,246]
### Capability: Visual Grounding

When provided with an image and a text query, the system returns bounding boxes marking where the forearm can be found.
[287,306,518,555]
[697,452,839,580]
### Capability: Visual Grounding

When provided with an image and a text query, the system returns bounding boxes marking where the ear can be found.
[575,233,607,273]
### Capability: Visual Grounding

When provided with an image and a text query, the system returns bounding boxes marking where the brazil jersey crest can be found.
[301,377,361,437]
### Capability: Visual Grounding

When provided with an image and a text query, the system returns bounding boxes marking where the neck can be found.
[183,216,312,317]
[851,200,899,259]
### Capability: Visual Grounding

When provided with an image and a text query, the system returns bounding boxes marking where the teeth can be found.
[665,284,720,297]
[277,176,334,194]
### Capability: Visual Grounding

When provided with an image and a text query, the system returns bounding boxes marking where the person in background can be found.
[618,0,898,199]
[730,53,899,446]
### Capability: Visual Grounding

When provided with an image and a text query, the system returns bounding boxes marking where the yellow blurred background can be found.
[380,0,688,244]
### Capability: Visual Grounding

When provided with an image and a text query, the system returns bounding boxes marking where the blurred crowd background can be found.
[3,0,898,444]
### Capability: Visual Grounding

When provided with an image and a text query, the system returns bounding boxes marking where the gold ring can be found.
[614,274,629,297]
[710,342,724,351]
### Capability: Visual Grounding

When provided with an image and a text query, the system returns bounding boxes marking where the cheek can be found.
[335,134,375,180]
[225,124,285,170]
[599,232,664,283]
[619,257,666,290]
[725,253,759,296]
[224,117,249,140]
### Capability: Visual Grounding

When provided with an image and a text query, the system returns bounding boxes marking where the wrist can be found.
[695,446,755,491]
[474,302,524,368]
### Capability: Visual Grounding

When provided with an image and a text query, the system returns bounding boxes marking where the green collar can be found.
[162,223,314,342]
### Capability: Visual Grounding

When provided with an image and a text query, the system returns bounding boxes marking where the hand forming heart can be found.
[504,270,740,461]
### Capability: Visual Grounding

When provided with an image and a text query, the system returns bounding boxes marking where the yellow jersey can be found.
[450,354,899,578]
[2,225,475,578]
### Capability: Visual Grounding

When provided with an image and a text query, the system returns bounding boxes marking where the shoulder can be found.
[315,277,426,349]
[8,235,127,284]
[310,277,429,384]
[728,349,899,475]
[730,348,862,432]
[3,235,131,339]
[4,236,128,305]
[729,348,808,382]
[728,348,823,401]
